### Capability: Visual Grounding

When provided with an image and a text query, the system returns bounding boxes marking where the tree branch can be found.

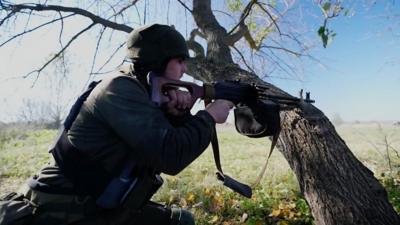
[89,26,107,76]
[193,0,233,64]
[226,22,249,46]
[186,39,205,59]
[0,13,75,48]
[190,28,206,39]
[255,2,282,35]
[110,0,140,19]
[259,44,302,57]
[25,22,97,85]
[186,28,205,59]
[227,0,256,35]
[232,45,256,74]
[95,42,126,74]
[2,2,133,33]
[176,0,192,13]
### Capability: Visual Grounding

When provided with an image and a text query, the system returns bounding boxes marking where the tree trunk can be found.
[189,1,400,223]
[279,108,400,225]
[188,62,400,225]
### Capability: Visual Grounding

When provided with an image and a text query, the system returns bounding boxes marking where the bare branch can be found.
[25,22,97,85]
[255,2,282,35]
[89,26,107,76]
[259,44,302,57]
[227,0,256,35]
[0,6,21,26]
[110,0,140,19]
[2,3,133,33]
[176,0,192,13]
[257,47,299,79]
[57,12,64,47]
[0,13,75,48]
[232,45,256,74]
[95,42,126,74]
[213,10,236,20]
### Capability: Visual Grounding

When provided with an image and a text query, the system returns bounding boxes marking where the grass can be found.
[0,128,53,193]
[0,123,399,224]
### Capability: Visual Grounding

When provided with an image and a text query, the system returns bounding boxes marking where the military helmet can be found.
[126,24,189,72]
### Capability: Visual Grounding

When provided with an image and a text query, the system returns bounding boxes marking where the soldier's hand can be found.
[205,100,234,124]
[164,89,193,116]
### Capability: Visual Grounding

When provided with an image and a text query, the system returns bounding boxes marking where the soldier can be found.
[3,24,233,225]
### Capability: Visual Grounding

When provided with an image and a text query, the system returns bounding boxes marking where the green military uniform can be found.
[1,24,214,225]
[19,71,215,225]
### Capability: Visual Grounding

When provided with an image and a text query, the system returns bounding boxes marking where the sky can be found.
[0,1,399,123]
[272,2,400,122]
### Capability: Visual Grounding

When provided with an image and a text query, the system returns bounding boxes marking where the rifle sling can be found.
[250,130,280,188]
[211,125,281,198]
[211,125,252,198]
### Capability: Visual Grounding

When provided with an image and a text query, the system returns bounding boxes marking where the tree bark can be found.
[190,1,400,224]
[192,0,233,65]
[192,61,400,225]
[279,108,400,225]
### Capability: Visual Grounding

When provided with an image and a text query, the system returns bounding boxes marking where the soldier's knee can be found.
[170,207,195,225]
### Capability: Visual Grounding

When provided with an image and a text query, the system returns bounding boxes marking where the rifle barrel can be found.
[259,93,315,104]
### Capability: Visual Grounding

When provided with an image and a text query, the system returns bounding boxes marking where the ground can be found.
[1,122,399,224]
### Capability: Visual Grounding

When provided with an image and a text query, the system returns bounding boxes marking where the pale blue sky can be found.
[269,2,400,122]
[0,1,398,122]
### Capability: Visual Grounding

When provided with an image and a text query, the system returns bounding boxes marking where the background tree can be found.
[0,0,399,224]
[17,52,73,129]
[332,113,344,126]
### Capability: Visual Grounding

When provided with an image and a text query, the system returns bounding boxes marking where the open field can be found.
[1,123,399,224]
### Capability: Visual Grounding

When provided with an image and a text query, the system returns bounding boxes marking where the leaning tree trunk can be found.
[279,108,400,225]
[189,62,400,225]
[189,1,400,224]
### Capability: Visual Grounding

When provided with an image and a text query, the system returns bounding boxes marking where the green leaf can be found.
[248,21,257,31]
[317,26,329,48]
[322,2,331,12]
[318,26,325,36]
[344,9,350,16]
[227,0,242,12]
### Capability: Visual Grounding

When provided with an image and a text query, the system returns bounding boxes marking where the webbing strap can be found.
[250,130,280,188]
[211,125,252,198]
[211,125,281,197]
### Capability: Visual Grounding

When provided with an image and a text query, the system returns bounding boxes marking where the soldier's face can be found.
[163,57,187,80]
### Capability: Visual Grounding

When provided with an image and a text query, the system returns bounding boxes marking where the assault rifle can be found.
[150,73,314,108]
[149,72,315,198]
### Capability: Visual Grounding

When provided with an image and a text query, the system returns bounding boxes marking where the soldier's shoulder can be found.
[97,72,146,93]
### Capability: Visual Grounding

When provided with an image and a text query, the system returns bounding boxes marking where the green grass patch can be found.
[0,129,55,193]
[0,123,399,223]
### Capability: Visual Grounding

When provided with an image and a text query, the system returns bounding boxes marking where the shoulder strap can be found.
[44,80,114,197]
[211,125,252,198]
[64,80,101,130]
[250,130,280,188]
[211,125,281,198]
